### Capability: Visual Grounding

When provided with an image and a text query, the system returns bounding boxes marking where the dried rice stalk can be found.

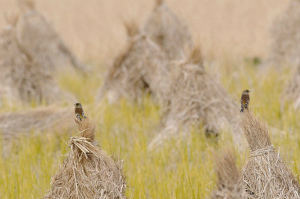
[0,107,73,140]
[241,111,300,198]
[98,22,168,103]
[149,47,242,150]
[143,0,193,60]
[211,149,247,199]
[0,18,76,105]
[44,118,126,199]
[268,0,300,68]
[17,0,88,72]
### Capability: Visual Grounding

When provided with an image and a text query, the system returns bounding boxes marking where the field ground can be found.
[1,0,300,199]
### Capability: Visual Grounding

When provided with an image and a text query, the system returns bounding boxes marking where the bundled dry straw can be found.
[98,21,169,103]
[268,0,300,68]
[281,66,300,110]
[0,14,75,105]
[148,47,242,150]
[241,111,300,198]
[264,0,300,111]
[211,149,247,199]
[0,107,73,140]
[44,118,126,199]
[143,0,193,60]
[17,0,88,72]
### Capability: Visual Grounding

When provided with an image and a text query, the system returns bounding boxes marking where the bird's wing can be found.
[241,99,245,106]
[245,99,250,108]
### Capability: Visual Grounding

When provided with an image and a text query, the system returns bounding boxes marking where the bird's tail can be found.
[240,108,244,113]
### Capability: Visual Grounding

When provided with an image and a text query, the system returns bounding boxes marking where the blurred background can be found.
[0,0,288,64]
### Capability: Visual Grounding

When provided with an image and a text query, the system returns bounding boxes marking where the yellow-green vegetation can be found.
[1,62,300,199]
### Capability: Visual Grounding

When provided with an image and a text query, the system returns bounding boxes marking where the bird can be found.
[74,103,86,121]
[240,90,251,112]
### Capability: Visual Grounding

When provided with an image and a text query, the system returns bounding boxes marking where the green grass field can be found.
[1,60,300,199]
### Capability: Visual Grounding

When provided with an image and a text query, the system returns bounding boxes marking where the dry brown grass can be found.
[148,46,242,150]
[143,0,193,60]
[0,107,74,140]
[43,118,126,199]
[241,111,300,198]
[0,15,75,105]
[211,149,247,199]
[98,21,169,103]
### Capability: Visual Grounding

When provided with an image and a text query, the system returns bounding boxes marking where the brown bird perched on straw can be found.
[74,103,86,120]
[240,90,250,112]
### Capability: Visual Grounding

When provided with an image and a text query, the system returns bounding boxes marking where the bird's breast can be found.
[75,107,83,115]
[241,94,250,101]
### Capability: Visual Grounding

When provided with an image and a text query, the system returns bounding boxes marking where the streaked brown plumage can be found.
[74,103,86,120]
[240,90,250,112]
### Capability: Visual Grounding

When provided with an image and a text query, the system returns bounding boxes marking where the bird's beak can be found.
[249,91,251,92]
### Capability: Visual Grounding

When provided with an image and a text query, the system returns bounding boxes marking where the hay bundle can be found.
[0,107,73,139]
[0,16,75,105]
[241,111,300,198]
[211,149,247,199]
[98,22,169,103]
[0,15,20,104]
[143,0,193,60]
[17,0,88,72]
[281,66,300,110]
[148,47,241,150]
[44,118,126,199]
[268,0,300,68]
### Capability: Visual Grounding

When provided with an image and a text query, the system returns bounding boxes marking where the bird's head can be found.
[74,103,82,108]
[242,90,251,94]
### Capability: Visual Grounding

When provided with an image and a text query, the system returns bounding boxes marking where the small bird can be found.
[74,103,86,121]
[240,90,251,112]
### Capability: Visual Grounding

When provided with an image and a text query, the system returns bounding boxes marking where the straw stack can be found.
[18,0,88,72]
[43,118,126,199]
[149,47,242,150]
[0,14,75,105]
[143,0,193,60]
[98,21,168,104]
[241,111,300,198]
[281,65,300,110]
[268,0,300,68]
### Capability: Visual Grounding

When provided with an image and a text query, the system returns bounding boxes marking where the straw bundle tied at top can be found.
[17,0,88,72]
[0,14,76,105]
[241,111,300,198]
[148,46,243,150]
[44,118,126,199]
[99,0,194,103]
[98,21,169,104]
